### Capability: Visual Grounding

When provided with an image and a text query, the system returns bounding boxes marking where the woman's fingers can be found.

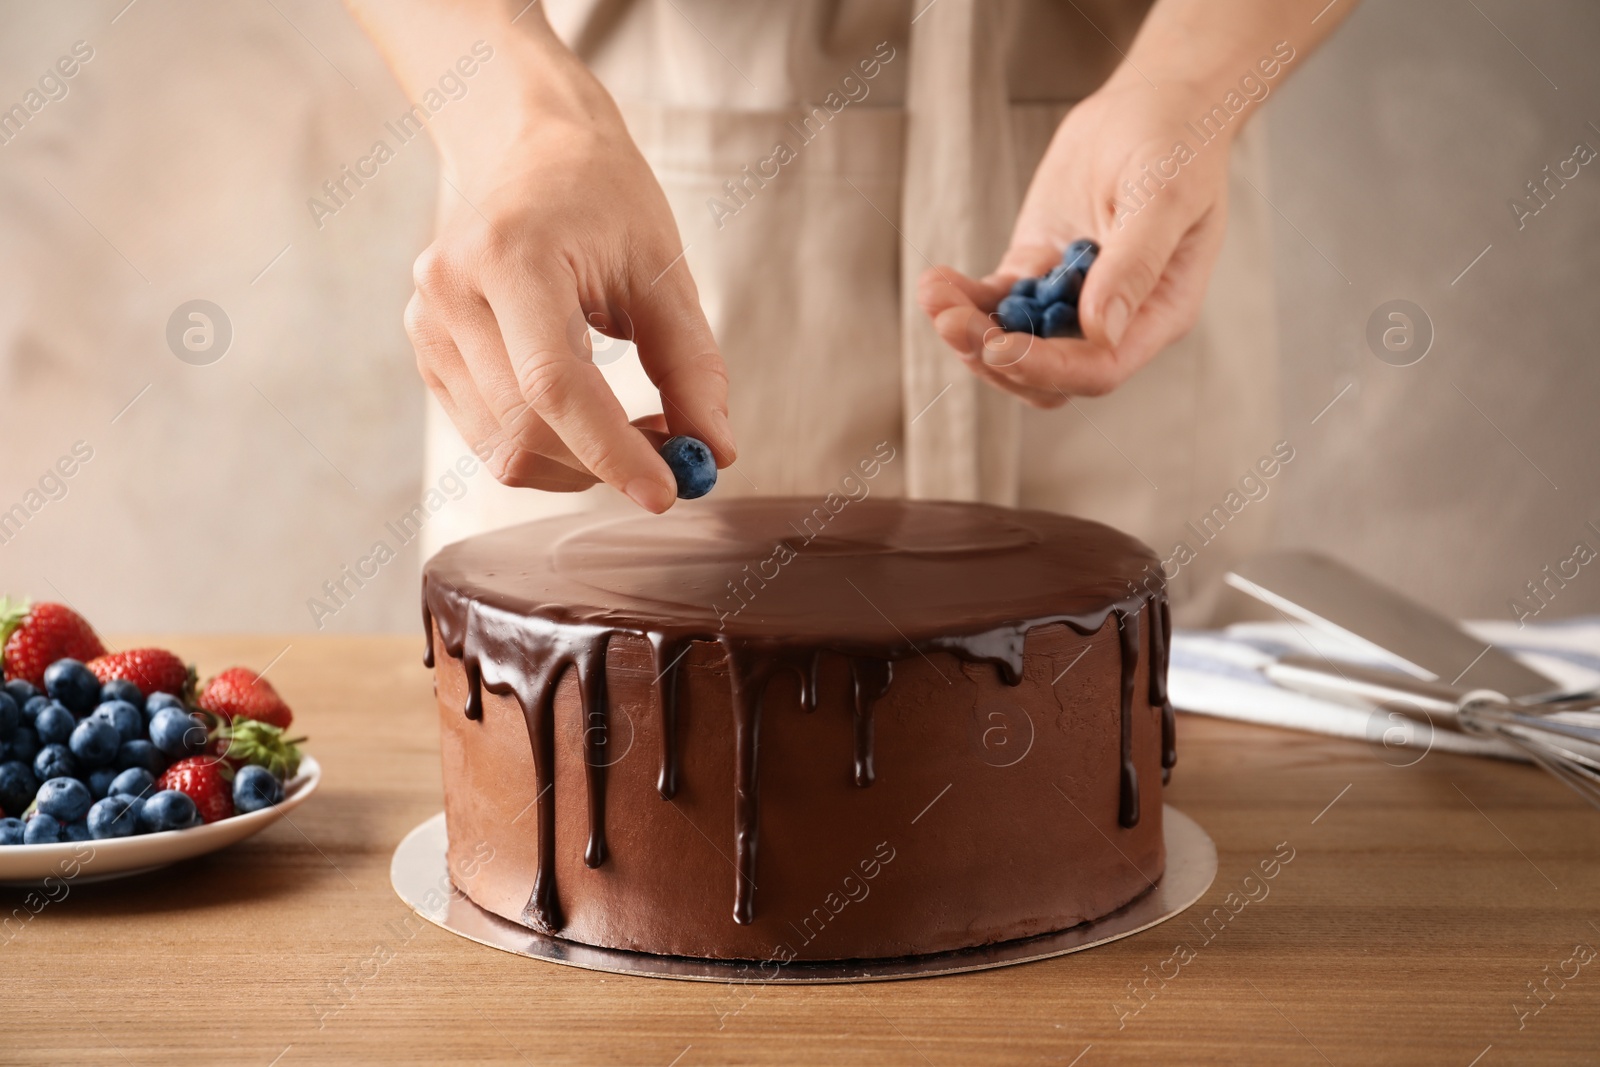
[480,270,679,513]
[631,258,738,467]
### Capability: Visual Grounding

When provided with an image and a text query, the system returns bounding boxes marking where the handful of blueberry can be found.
[0,658,299,846]
[995,239,1100,339]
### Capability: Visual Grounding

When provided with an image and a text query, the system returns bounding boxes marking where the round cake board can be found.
[389,805,1217,983]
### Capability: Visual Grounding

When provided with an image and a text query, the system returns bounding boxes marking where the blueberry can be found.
[33,744,78,782]
[109,767,155,799]
[91,700,143,744]
[1010,276,1039,299]
[1042,301,1079,339]
[115,739,166,777]
[62,819,90,842]
[233,765,284,814]
[6,727,38,766]
[0,816,23,845]
[87,795,142,839]
[34,702,75,746]
[23,813,61,844]
[111,793,146,831]
[145,692,185,718]
[1035,263,1085,307]
[35,777,92,822]
[69,717,120,768]
[996,294,1044,335]
[1062,238,1099,272]
[0,692,17,740]
[99,679,144,711]
[139,790,198,833]
[3,679,38,706]
[44,659,100,715]
[659,436,717,500]
[149,708,207,758]
[22,694,49,723]
[0,760,39,814]
[87,767,119,800]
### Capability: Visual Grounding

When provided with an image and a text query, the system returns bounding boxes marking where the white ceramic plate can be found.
[0,755,321,886]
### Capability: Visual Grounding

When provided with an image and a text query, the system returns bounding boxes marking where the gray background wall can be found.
[0,0,1595,632]
[1265,0,1600,625]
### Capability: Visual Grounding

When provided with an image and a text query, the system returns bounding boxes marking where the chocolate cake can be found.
[423,496,1176,962]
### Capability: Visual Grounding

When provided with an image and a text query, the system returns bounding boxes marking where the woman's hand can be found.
[917,76,1233,407]
[403,35,735,512]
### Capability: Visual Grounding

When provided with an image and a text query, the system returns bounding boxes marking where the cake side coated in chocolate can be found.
[424,497,1176,961]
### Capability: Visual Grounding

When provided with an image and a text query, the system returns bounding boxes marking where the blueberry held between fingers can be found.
[87,795,142,839]
[0,817,23,845]
[23,813,61,844]
[35,777,92,822]
[44,659,100,715]
[0,760,38,814]
[70,717,121,768]
[233,765,284,814]
[660,436,717,500]
[115,739,166,777]
[148,708,206,758]
[33,702,74,746]
[1042,301,1080,339]
[33,744,78,782]
[139,789,198,833]
[99,679,144,712]
[1010,277,1039,299]
[996,294,1044,334]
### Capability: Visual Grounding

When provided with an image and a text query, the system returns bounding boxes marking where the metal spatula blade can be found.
[1225,550,1561,700]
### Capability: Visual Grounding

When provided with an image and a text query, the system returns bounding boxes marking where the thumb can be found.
[630,263,738,467]
[1078,197,1193,350]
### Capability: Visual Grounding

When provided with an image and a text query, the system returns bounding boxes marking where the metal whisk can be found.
[1459,697,1600,810]
[1264,656,1600,811]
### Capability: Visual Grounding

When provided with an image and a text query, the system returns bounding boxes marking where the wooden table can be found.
[6,635,1597,1066]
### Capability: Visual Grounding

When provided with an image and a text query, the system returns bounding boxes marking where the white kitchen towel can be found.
[1169,616,1600,760]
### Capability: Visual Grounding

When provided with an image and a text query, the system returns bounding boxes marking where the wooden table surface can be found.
[5,634,1598,1066]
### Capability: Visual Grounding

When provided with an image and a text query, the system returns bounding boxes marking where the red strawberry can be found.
[0,598,107,688]
[87,648,194,699]
[198,667,294,729]
[156,756,234,824]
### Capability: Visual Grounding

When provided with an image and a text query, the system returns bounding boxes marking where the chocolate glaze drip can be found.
[1114,609,1141,829]
[850,659,893,787]
[1148,594,1177,783]
[578,633,612,868]
[422,499,1172,931]
[648,634,688,800]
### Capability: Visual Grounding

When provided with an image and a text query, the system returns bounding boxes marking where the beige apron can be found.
[423,0,1280,624]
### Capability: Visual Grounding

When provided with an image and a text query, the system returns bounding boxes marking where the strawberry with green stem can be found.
[1,598,107,689]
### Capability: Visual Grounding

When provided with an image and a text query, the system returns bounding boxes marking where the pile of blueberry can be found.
[995,239,1100,338]
[0,659,285,845]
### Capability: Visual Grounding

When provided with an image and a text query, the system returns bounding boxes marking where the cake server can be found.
[1225,550,1565,700]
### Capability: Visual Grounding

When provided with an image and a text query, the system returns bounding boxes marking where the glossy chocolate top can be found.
[424,497,1159,651]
